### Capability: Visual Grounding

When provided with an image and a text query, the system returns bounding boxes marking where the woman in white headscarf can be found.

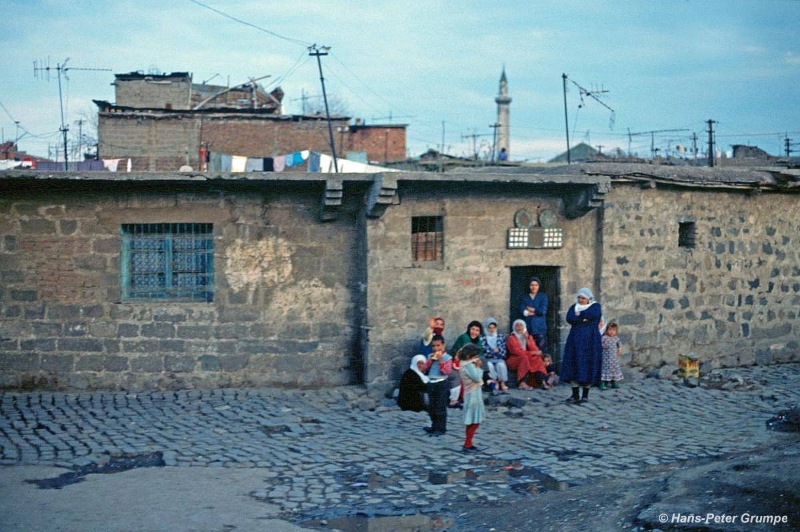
[480,317,509,393]
[505,319,547,390]
[398,355,429,413]
[561,287,604,404]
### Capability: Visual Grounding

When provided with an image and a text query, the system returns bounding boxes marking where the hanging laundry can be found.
[220,154,232,172]
[273,155,286,172]
[285,153,296,168]
[263,157,274,171]
[300,150,310,161]
[292,152,304,166]
[231,155,247,172]
[308,152,321,172]
[245,157,263,172]
[0,160,22,170]
[209,152,223,172]
[102,158,122,172]
[126,158,132,172]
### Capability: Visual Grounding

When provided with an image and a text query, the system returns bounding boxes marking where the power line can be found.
[188,0,311,47]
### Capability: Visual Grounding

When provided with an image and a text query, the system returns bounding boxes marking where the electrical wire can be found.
[187,0,311,48]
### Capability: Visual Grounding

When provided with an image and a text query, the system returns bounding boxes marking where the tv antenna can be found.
[34,58,111,170]
[627,128,690,158]
[561,74,615,164]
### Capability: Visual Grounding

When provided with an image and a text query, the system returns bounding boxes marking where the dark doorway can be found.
[509,266,561,360]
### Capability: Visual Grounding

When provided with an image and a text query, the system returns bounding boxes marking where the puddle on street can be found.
[26,451,165,489]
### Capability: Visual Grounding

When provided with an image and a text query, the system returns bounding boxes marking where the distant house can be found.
[548,142,598,163]
[94,71,407,171]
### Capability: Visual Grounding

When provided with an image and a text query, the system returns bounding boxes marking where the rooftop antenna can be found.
[34,58,110,170]
[627,128,690,158]
[561,73,615,164]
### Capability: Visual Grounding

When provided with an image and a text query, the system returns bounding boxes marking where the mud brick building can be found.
[1,163,798,392]
[95,71,407,171]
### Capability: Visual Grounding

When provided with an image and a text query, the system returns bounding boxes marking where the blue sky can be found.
[1,0,799,162]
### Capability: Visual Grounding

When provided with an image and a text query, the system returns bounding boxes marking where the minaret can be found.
[495,68,512,159]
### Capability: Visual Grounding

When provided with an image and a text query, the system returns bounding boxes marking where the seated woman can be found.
[398,355,429,413]
[505,319,547,390]
[480,317,509,393]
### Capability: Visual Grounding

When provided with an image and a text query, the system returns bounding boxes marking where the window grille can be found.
[411,216,443,262]
[678,222,696,249]
[121,223,214,301]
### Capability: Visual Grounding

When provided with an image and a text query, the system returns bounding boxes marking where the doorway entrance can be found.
[508,266,561,360]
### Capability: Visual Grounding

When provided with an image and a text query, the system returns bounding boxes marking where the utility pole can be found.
[562,74,571,164]
[706,119,717,167]
[692,132,698,160]
[489,123,500,163]
[627,129,690,161]
[308,44,338,173]
[34,58,110,170]
[785,136,795,157]
[461,130,487,161]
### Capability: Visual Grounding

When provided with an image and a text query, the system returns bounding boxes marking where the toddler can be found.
[600,322,623,389]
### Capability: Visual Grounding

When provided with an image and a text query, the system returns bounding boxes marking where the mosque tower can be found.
[495,68,512,160]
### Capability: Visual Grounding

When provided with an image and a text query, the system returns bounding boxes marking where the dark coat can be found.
[397,369,428,412]
[560,303,603,386]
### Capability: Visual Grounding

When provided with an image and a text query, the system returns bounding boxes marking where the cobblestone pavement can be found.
[1,364,799,522]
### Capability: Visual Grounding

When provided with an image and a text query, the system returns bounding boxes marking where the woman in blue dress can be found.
[519,277,548,353]
[560,287,603,404]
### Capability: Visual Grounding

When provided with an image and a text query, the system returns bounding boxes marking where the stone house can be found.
[0,163,798,392]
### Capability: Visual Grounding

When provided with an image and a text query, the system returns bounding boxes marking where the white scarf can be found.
[410,355,429,383]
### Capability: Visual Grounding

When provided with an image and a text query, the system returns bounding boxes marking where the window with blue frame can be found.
[121,223,214,302]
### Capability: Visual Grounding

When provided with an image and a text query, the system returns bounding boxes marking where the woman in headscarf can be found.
[520,276,548,353]
[398,355,430,413]
[561,287,604,404]
[505,319,547,390]
[480,317,509,393]
[450,320,485,360]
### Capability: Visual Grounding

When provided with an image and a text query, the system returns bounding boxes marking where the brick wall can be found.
[343,126,407,163]
[98,113,351,171]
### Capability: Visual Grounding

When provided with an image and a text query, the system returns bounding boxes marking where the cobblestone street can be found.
[1,364,799,529]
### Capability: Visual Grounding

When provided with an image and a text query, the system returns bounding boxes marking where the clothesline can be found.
[207,150,403,174]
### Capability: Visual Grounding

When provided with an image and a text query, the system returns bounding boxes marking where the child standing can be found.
[458,344,485,452]
[600,322,624,390]
[424,335,452,436]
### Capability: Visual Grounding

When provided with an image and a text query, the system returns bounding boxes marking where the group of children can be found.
[398,315,624,452]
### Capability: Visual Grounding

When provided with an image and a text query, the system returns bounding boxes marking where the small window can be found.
[121,223,214,301]
[678,221,696,248]
[412,216,443,262]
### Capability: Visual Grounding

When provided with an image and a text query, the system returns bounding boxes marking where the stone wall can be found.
[364,183,600,388]
[0,180,364,391]
[601,184,800,370]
